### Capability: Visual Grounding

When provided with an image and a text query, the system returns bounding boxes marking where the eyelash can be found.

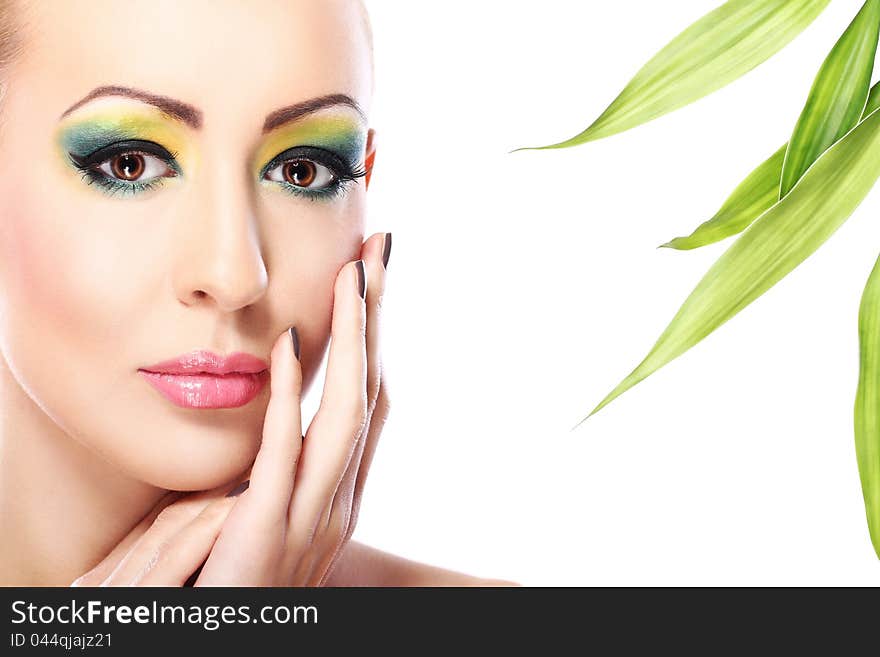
[260,145,368,202]
[68,140,180,198]
[67,141,367,201]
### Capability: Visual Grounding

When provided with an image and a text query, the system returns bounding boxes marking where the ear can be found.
[364,128,377,191]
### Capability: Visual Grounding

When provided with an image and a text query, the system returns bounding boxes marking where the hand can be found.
[71,232,391,586]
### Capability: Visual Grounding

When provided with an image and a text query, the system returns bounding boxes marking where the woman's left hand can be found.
[191,231,391,586]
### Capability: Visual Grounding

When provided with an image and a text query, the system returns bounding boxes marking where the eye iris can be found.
[111,153,145,181]
[283,160,317,187]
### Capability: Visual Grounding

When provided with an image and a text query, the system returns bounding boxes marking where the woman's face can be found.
[0,0,374,490]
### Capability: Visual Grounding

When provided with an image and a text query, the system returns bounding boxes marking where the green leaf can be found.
[855,251,880,560]
[662,19,880,252]
[866,76,880,116]
[780,0,880,198]
[660,144,787,251]
[575,104,880,429]
[513,0,831,151]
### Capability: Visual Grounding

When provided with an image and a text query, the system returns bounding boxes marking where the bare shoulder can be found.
[324,540,521,587]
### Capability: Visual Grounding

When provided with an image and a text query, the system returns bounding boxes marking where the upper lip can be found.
[139,350,269,375]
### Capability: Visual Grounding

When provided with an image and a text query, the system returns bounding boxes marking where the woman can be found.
[0,0,515,586]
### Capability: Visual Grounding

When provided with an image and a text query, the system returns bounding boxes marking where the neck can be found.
[0,354,162,586]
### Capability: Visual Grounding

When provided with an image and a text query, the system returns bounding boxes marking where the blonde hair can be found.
[0,0,27,120]
[0,1,19,69]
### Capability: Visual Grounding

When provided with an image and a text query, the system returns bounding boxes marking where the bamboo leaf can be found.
[855,251,880,560]
[575,104,880,429]
[660,144,787,251]
[514,0,831,151]
[780,0,880,198]
[866,76,880,116]
[661,77,880,252]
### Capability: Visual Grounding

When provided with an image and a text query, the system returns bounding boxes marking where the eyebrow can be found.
[262,93,366,132]
[59,86,366,133]
[60,86,203,128]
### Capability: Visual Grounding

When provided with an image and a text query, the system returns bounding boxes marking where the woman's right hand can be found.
[71,232,390,587]
[69,481,247,586]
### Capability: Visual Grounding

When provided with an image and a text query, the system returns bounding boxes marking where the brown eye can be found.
[265,157,337,191]
[97,151,172,184]
[283,160,317,187]
[110,153,146,181]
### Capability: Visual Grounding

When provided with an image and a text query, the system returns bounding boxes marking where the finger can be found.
[350,235,390,503]
[287,258,368,538]
[324,233,390,537]
[134,496,239,586]
[351,372,390,530]
[100,482,245,586]
[363,232,388,415]
[312,378,390,586]
[245,326,304,522]
[71,490,182,586]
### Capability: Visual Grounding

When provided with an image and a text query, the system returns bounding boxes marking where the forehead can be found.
[16,0,372,128]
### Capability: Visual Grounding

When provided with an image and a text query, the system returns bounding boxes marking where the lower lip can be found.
[138,370,269,409]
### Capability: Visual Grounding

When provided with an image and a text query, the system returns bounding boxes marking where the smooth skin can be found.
[0,0,516,586]
[72,238,513,586]
[73,237,509,587]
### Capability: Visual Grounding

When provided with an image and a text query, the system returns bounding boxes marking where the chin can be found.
[111,424,262,492]
[67,385,272,491]
[124,373,275,490]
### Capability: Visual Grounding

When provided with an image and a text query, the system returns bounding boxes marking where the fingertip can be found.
[355,259,366,300]
[360,232,390,274]
[288,326,301,362]
[333,259,356,298]
[328,260,368,346]
[224,479,250,498]
[381,232,391,271]
[269,326,302,395]
[363,231,386,256]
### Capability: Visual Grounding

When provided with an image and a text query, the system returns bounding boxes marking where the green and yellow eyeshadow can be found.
[253,111,368,201]
[55,105,192,198]
[55,102,367,202]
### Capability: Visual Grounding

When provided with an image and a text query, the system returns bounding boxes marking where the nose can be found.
[171,160,269,312]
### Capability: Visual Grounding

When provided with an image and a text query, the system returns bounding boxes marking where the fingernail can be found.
[184,561,205,587]
[288,326,300,361]
[382,232,392,270]
[225,479,250,497]
[355,259,366,299]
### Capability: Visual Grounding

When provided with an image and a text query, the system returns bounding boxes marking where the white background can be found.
[313,0,880,585]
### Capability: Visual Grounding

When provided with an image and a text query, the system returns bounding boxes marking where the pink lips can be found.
[138,350,269,409]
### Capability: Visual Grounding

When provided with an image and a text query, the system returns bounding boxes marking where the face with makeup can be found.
[0,0,375,490]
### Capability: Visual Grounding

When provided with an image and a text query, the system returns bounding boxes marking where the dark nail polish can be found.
[225,479,250,497]
[382,232,392,270]
[288,326,300,361]
[184,561,205,587]
[355,260,366,299]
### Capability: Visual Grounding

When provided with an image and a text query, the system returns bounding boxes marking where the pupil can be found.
[113,153,145,181]
[284,160,316,187]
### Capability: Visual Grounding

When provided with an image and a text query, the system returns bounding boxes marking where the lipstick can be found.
[138,350,269,409]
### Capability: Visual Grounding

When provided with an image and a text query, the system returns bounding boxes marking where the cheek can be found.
[3,209,81,336]
[0,183,146,447]
[280,195,366,362]
[0,191,137,352]
[260,196,364,398]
